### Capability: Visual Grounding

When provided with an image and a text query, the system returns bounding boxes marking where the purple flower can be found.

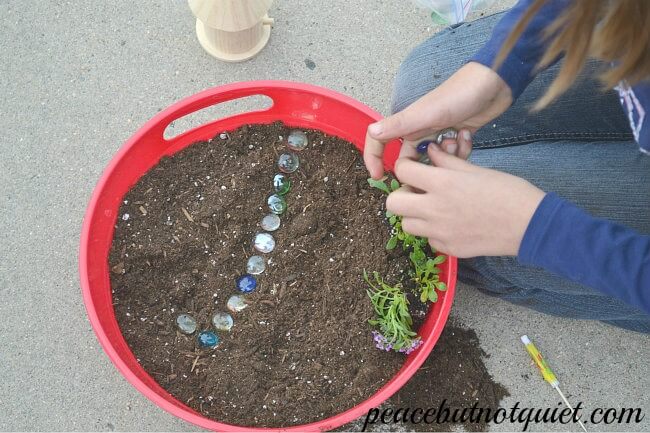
[371,331,422,354]
[372,331,393,351]
[398,338,423,355]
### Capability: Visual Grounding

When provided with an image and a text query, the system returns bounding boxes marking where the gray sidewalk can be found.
[1,0,648,431]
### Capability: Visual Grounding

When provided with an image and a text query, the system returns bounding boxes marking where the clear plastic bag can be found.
[411,0,498,24]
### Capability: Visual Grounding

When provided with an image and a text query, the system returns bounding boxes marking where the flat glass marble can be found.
[278,153,300,173]
[273,174,291,195]
[197,330,220,348]
[212,312,234,331]
[227,294,249,313]
[247,255,266,274]
[176,314,197,335]
[416,140,433,154]
[287,130,309,151]
[261,214,281,231]
[254,232,276,253]
[236,274,257,293]
[267,194,287,215]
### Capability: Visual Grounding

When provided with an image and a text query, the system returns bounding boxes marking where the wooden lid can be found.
[189,0,273,31]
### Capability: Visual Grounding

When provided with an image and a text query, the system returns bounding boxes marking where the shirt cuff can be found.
[517,192,564,265]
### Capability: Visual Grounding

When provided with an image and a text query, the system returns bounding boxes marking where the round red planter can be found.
[79,80,457,432]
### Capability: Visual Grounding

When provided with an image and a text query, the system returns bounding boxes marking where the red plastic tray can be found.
[79,80,457,432]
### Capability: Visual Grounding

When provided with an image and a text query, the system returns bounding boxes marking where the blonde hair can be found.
[495,0,650,110]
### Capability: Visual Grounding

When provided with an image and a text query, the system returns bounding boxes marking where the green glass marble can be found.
[273,174,291,195]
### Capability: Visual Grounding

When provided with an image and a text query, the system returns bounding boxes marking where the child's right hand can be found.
[364,62,514,179]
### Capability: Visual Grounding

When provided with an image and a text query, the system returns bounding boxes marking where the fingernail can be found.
[446,143,457,155]
[462,130,472,141]
[368,122,383,136]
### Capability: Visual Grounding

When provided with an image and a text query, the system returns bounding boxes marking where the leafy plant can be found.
[364,270,420,352]
[368,177,420,251]
[410,245,447,302]
[365,176,448,353]
[367,177,400,195]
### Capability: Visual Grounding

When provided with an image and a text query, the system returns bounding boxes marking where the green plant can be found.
[364,270,419,352]
[367,178,448,305]
[367,177,400,195]
[410,245,447,302]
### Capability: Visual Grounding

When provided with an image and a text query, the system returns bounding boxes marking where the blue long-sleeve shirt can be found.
[470,0,650,313]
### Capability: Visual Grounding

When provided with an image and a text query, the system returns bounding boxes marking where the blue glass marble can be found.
[197,330,220,348]
[236,274,257,293]
[416,140,434,154]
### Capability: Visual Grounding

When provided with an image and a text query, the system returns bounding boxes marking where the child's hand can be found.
[386,145,545,258]
[365,62,513,179]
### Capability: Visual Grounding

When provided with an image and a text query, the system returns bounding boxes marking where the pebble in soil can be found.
[253,232,275,253]
[286,130,309,151]
[236,274,257,293]
[277,152,299,173]
[246,255,266,275]
[197,330,220,349]
[175,314,197,335]
[226,295,249,313]
[267,194,287,215]
[212,312,234,331]
[260,214,281,231]
[273,174,291,195]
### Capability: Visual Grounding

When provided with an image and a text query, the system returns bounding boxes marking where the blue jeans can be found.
[392,13,650,333]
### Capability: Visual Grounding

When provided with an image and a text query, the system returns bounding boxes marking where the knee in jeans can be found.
[391,40,450,114]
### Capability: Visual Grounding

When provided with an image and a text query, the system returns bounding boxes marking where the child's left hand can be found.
[386,145,546,258]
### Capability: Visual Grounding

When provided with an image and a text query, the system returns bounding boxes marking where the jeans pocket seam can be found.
[474,131,633,148]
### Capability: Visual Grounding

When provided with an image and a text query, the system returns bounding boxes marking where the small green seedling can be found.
[367,176,448,302]
[367,177,400,195]
[410,245,447,302]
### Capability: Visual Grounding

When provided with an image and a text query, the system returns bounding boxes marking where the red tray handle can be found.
[147,81,354,143]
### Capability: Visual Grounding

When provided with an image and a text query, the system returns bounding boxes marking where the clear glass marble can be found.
[278,153,300,173]
[287,130,309,151]
[176,314,197,335]
[260,214,281,231]
[253,232,276,253]
[212,312,234,331]
[247,255,266,274]
[267,194,287,215]
[227,294,249,313]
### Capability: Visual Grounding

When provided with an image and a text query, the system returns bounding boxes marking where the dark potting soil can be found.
[344,319,510,432]
[109,122,508,430]
[110,122,410,427]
